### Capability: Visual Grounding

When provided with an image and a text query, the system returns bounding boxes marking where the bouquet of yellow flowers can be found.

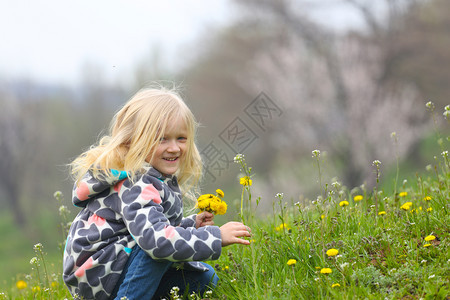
[196,189,227,215]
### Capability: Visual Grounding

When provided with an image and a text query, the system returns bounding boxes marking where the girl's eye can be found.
[178,137,187,142]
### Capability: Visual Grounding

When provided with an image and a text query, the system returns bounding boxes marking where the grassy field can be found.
[210,152,449,300]
[1,109,448,299]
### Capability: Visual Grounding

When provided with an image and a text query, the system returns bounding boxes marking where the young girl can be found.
[63,87,251,299]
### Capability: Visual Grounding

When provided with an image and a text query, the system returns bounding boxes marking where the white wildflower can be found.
[312,149,320,158]
[30,257,39,265]
[340,262,349,269]
[33,243,43,251]
[233,154,244,163]
[59,205,68,214]
[444,110,450,119]
[332,181,341,189]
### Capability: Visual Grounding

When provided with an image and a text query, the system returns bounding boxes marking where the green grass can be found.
[208,152,449,300]
[1,138,449,299]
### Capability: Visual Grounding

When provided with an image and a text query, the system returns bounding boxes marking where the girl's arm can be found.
[179,214,196,228]
[119,177,222,262]
[173,211,215,229]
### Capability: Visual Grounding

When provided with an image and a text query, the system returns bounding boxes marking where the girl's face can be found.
[149,117,188,176]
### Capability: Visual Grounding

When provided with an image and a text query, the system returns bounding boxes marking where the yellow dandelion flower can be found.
[209,199,221,212]
[239,176,252,186]
[16,280,27,290]
[326,248,339,257]
[320,214,325,219]
[320,268,332,274]
[32,286,41,293]
[399,192,408,197]
[216,201,228,215]
[400,202,412,211]
[354,195,363,202]
[287,259,297,266]
[331,283,341,288]
[51,281,58,288]
[276,223,290,231]
[196,194,213,210]
[423,243,432,248]
[427,207,433,212]
[216,189,224,198]
[423,196,432,201]
[339,200,349,207]
[424,235,436,241]
[401,205,410,211]
[378,211,386,215]
[196,193,227,215]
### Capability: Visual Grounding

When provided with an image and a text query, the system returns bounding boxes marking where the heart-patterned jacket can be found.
[63,166,222,300]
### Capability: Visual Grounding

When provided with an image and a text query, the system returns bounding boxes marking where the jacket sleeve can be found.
[119,177,222,262]
[179,214,196,228]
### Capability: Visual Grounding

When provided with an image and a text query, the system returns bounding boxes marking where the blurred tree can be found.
[353,0,450,109]
[227,0,438,190]
[0,72,125,227]
[181,25,284,192]
[0,81,49,226]
[180,0,449,202]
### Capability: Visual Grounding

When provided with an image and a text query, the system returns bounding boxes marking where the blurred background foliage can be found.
[0,0,449,286]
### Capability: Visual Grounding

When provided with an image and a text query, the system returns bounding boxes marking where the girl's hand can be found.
[220,222,251,246]
[196,211,215,228]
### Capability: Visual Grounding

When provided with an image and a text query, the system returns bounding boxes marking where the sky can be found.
[0,0,231,86]
[0,0,364,87]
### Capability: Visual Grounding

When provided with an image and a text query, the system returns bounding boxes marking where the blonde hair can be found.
[70,86,202,196]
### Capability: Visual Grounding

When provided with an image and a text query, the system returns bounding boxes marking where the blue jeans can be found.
[111,245,219,299]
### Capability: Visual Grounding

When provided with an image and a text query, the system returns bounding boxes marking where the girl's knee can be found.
[201,264,219,288]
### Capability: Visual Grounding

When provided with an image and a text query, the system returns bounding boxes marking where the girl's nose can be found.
[167,140,180,152]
